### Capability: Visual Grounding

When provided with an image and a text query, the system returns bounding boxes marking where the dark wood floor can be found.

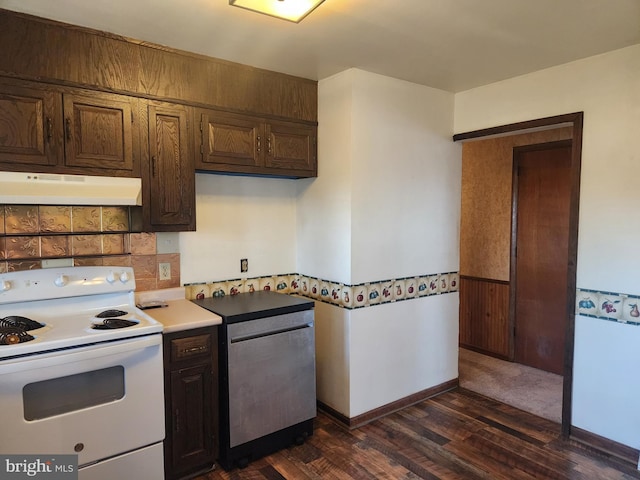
[198,388,640,480]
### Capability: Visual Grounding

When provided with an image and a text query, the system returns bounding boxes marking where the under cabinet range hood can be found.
[0,172,142,206]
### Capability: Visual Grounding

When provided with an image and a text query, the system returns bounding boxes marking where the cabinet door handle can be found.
[65,118,72,141]
[256,135,261,153]
[151,156,157,177]
[181,345,206,354]
[46,117,53,142]
[174,409,180,433]
[267,137,272,155]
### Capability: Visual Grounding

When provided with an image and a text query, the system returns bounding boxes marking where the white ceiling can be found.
[1,0,639,92]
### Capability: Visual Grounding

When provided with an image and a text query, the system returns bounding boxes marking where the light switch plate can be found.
[42,258,74,268]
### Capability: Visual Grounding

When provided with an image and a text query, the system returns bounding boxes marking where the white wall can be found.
[296,69,355,415]
[350,294,458,416]
[454,44,640,448]
[300,69,461,417]
[297,69,353,284]
[350,69,461,283]
[313,301,351,415]
[180,173,298,284]
[455,44,640,293]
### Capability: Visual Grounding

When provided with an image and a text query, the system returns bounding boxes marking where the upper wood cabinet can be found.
[198,110,262,169]
[63,93,135,172]
[0,78,139,177]
[0,82,63,168]
[0,9,317,123]
[145,101,195,231]
[0,10,318,231]
[265,120,317,174]
[196,109,317,178]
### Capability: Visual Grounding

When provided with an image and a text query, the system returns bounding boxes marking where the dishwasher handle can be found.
[230,322,313,344]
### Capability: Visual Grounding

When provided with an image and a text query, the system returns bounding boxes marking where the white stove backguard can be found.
[0,266,136,306]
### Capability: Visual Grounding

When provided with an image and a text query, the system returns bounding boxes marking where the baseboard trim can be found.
[318,378,459,430]
[570,426,639,467]
[316,401,351,427]
[459,344,510,361]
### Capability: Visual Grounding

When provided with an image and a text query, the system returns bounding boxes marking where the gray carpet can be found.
[458,348,563,423]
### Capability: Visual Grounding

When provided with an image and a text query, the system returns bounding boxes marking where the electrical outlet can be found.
[240,258,248,273]
[159,263,171,281]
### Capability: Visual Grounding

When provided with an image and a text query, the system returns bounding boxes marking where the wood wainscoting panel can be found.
[459,276,510,359]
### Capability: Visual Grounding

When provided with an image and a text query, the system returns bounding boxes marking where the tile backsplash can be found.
[0,205,179,291]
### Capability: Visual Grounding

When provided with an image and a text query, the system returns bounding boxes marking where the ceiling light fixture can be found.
[229,0,326,23]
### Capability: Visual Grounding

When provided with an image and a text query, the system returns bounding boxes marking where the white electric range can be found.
[0,266,165,480]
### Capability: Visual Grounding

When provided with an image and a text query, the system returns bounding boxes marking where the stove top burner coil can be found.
[96,309,128,319]
[0,327,35,345]
[92,318,139,330]
[0,316,45,331]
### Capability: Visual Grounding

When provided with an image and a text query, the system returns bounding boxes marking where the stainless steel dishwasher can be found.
[193,291,315,470]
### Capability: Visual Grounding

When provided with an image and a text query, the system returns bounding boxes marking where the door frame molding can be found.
[454,111,583,438]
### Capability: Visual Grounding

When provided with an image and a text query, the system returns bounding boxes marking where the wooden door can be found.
[0,82,63,168]
[196,110,263,170]
[148,103,195,230]
[513,142,572,375]
[63,92,135,173]
[265,120,317,175]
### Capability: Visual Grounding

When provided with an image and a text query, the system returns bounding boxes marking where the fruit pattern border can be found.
[185,271,460,309]
[576,288,640,326]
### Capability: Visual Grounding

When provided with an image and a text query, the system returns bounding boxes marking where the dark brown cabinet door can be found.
[196,110,263,170]
[148,103,195,230]
[0,83,63,168]
[169,364,214,474]
[63,92,135,173]
[164,328,218,480]
[265,121,317,175]
[196,109,317,178]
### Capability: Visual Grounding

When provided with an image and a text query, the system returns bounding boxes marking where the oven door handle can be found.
[0,334,161,375]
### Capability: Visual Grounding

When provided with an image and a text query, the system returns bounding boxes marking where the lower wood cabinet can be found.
[163,326,219,480]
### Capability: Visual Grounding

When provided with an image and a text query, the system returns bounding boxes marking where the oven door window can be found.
[23,366,125,421]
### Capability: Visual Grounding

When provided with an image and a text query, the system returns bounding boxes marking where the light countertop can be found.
[135,288,222,333]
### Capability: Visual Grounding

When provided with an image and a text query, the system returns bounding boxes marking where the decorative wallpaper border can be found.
[185,272,459,309]
[576,288,640,326]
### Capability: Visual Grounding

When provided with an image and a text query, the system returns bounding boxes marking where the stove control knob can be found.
[0,280,11,292]
[54,274,68,287]
[119,271,130,283]
[106,272,116,284]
